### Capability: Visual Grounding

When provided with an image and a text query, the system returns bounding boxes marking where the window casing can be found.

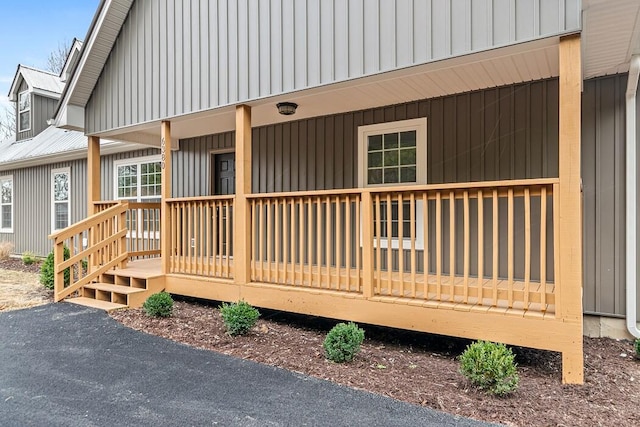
[18,91,31,132]
[51,168,71,231]
[358,118,427,249]
[114,156,162,236]
[0,175,13,233]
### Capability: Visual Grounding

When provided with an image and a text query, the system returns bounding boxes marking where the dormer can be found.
[60,39,83,84]
[7,65,63,142]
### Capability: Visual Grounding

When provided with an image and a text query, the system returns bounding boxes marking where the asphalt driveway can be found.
[0,303,493,426]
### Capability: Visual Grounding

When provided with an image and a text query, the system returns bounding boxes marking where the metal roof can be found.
[0,126,147,171]
[8,65,64,101]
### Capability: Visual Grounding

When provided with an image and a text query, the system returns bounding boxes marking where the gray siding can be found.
[15,79,58,142]
[582,74,640,318]
[0,160,87,257]
[86,0,581,134]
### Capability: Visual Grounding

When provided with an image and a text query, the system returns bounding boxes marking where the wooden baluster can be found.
[540,187,548,310]
[375,194,381,295]
[283,199,289,285]
[477,190,484,306]
[225,199,231,279]
[258,200,264,282]
[423,192,429,299]
[553,183,560,317]
[492,189,499,306]
[325,196,331,290]
[267,200,273,283]
[398,193,405,297]
[449,190,455,302]
[524,188,532,309]
[436,191,442,300]
[386,193,393,295]
[212,201,219,277]
[315,197,321,288]
[206,202,211,277]
[275,199,280,284]
[345,196,351,292]
[199,201,204,275]
[410,193,416,298]
[355,194,361,293]
[336,196,342,291]
[463,190,470,304]
[299,198,305,286]
[508,188,514,308]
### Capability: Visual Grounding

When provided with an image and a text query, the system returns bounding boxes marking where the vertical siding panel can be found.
[334,0,349,80]
[209,0,218,106]
[191,0,201,110]
[248,0,260,97]
[159,0,168,118]
[362,0,379,74]
[282,0,295,92]
[227,0,238,103]
[293,0,307,89]
[348,0,363,78]
[378,0,395,69]
[258,0,271,96]
[237,0,248,100]
[450,0,469,55]
[319,0,334,82]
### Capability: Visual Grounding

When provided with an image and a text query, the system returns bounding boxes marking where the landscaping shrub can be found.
[219,300,260,336]
[22,251,37,265]
[635,338,640,359]
[0,241,13,260]
[323,322,365,363]
[40,247,70,290]
[143,292,174,317]
[459,340,519,396]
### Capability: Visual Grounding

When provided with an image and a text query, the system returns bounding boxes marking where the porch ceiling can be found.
[105,36,560,145]
[582,0,640,79]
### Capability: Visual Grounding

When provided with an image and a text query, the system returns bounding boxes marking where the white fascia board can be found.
[55,104,85,132]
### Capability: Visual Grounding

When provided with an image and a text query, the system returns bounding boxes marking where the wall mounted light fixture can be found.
[276,102,298,115]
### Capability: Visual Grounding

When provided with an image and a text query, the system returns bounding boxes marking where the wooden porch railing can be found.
[245,178,559,317]
[51,201,161,302]
[166,196,234,278]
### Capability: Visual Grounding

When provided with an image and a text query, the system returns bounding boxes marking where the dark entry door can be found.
[213,152,235,195]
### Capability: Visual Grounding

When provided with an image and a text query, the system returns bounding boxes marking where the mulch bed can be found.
[111,299,640,427]
[0,257,42,274]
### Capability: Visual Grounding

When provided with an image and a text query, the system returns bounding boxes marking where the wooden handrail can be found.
[167,195,235,203]
[50,201,129,241]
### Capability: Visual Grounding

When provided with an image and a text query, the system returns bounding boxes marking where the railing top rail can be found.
[244,178,559,200]
[167,195,235,203]
[49,200,129,241]
[365,178,559,194]
[246,188,364,199]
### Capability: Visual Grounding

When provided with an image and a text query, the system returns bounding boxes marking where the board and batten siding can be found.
[582,73,640,318]
[16,79,58,142]
[85,0,581,134]
[0,160,87,257]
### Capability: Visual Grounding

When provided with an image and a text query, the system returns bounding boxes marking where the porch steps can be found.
[65,297,127,312]
[63,259,165,312]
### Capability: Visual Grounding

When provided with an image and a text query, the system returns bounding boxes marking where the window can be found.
[358,118,427,249]
[18,91,30,132]
[51,168,70,231]
[0,176,13,232]
[115,156,162,202]
[114,156,162,235]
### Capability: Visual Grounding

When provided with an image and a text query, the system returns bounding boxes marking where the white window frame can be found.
[114,155,162,239]
[18,90,31,132]
[358,118,427,250]
[0,175,14,233]
[51,167,71,232]
[113,155,162,202]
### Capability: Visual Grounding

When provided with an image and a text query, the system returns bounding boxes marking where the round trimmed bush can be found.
[22,251,37,265]
[323,322,365,363]
[143,292,174,317]
[40,247,70,290]
[459,340,519,396]
[219,301,260,336]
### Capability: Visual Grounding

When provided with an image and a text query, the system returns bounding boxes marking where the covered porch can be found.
[51,35,583,383]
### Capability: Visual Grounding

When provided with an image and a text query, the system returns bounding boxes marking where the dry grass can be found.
[0,241,14,260]
[0,268,51,312]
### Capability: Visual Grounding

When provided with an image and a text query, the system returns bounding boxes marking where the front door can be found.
[213,152,235,195]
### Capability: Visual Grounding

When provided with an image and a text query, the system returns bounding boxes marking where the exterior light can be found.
[276,102,297,115]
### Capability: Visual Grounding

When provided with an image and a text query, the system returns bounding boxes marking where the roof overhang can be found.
[53,104,86,132]
[53,0,133,128]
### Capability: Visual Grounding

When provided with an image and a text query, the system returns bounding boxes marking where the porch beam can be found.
[235,105,252,285]
[558,34,584,384]
[87,136,100,215]
[161,121,172,275]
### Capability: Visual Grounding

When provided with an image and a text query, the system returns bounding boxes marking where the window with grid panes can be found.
[51,168,70,231]
[114,156,161,234]
[0,176,13,232]
[358,118,426,249]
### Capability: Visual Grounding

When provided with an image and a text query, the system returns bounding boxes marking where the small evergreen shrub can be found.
[22,251,37,265]
[634,338,640,359]
[323,322,365,363]
[219,301,260,336]
[40,247,71,290]
[143,292,174,317]
[459,340,519,396]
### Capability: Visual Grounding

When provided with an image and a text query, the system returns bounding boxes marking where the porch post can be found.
[558,34,584,384]
[234,105,252,286]
[161,121,172,275]
[87,136,100,215]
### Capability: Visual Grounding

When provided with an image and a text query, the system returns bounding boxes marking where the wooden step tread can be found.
[65,297,127,312]
[84,282,147,294]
